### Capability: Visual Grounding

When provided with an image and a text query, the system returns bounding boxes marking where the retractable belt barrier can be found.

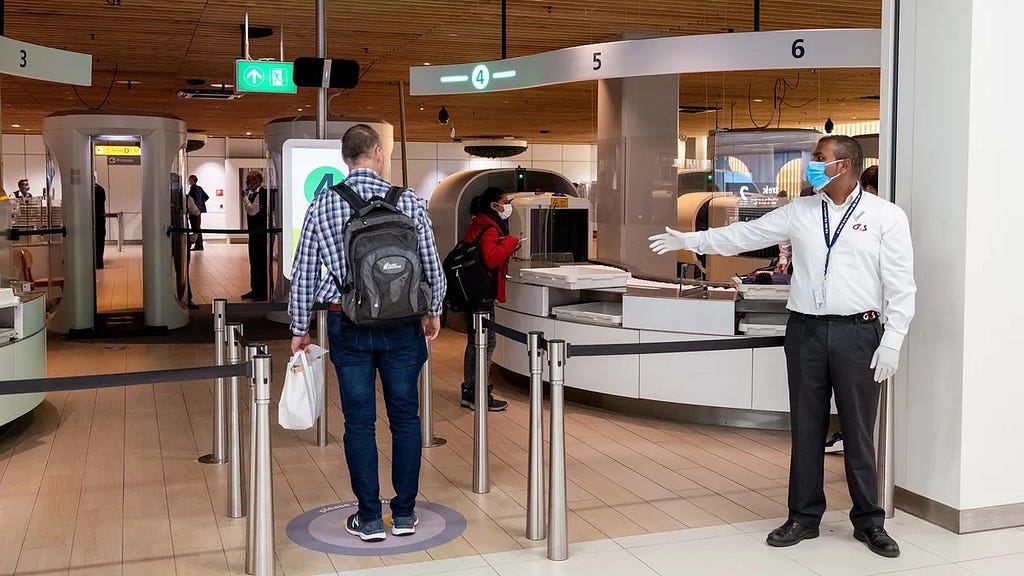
[477,313,793,562]
[166,226,284,235]
[0,362,248,396]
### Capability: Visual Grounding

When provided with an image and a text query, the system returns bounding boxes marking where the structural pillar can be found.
[595,45,678,278]
[883,0,1024,533]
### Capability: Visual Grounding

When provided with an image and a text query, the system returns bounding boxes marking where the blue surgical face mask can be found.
[806,159,845,191]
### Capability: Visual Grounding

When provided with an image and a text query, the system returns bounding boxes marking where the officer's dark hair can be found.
[819,135,864,176]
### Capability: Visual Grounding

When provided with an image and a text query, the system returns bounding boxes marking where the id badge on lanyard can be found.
[818,192,862,309]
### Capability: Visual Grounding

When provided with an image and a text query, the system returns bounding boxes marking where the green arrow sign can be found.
[235,59,297,94]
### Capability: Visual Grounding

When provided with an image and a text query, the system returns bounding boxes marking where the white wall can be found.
[891,0,1024,515]
[959,0,1024,510]
[2,135,45,196]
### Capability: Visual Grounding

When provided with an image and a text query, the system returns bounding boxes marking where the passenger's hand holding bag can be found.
[278,345,326,430]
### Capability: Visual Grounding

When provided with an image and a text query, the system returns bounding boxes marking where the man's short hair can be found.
[17,179,27,187]
[188,175,198,182]
[342,124,381,164]
[820,135,864,176]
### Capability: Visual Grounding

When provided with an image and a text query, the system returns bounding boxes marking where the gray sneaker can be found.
[345,513,386,542]
[392,513,419,536]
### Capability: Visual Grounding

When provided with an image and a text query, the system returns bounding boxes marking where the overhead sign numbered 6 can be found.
[411,28,881,96]
[0,36,92,86]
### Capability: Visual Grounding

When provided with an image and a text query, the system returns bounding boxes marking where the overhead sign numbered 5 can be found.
[0,36,92,86]
[411,28,881,96]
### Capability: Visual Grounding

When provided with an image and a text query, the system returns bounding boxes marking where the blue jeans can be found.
[328,313,427,521]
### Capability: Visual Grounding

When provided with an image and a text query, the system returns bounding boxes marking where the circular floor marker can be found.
[286,500,467,556]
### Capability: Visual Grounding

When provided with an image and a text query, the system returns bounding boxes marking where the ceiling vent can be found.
[186,134,207,153]
[177,89,244,100]
[464,138,528,158]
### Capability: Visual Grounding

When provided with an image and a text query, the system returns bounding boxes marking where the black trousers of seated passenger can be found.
[784,313,884,531]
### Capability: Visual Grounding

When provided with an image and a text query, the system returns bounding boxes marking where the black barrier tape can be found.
[224,301,292,314]
[8,227,67,241]
[0,362,250,396]
[567,336,786,358]
[484,318,530,345]
[167,227,283,235]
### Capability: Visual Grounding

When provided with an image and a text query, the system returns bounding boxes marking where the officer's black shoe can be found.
[766,519,819,547]
[854,527,901,558]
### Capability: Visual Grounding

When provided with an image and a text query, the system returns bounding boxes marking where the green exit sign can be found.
[235,60,297,94]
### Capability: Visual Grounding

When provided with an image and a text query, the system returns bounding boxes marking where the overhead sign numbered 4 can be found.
[282,139,348,278]
[235,60,297,94]
[0,36,92,86]
[411,28,881,96]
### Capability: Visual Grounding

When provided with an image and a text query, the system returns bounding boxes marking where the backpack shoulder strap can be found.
[469,225,493,245]
[384,186,408,206]
[330,182,368,211]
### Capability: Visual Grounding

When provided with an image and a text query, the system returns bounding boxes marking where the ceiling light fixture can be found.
[437,106,450,125]
[245,131,252,136]
[10,124,20,128]
[423,62,430,66]
[753,98,763,102]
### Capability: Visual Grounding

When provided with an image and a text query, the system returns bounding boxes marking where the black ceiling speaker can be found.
[438,106,450,125]
[824,117,835,133]
[293,57,360,89]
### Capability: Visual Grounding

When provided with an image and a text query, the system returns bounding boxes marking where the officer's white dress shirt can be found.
[683,185,916,351]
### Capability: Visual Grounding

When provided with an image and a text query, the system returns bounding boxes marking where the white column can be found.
[885,0,1024,532]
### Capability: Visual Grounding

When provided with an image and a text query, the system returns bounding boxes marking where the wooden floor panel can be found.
[0,244,851,575]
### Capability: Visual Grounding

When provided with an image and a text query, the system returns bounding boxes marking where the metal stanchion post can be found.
[547,339,568,561]
[252,352,275,576]
[472,312,490,494]
[200,298,228,464]
[227,323,245,519]
[877,377,895,518]
[316,308,329,447]
[245,342,267,576]
[420,338,446,448]
[526,331,546,541]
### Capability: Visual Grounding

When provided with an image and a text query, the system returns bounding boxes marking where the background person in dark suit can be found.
[187,175,210,250]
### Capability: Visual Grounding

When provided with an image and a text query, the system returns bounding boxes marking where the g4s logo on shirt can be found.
[853,223,868,231]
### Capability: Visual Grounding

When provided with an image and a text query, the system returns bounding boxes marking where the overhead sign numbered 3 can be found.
[0,36,92,86]
[411,28,881,96]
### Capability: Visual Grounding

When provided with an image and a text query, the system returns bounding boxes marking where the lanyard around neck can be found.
[821,191,862,277]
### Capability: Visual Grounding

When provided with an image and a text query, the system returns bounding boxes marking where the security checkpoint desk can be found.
[0,292,47,427]
[493,277,837,428]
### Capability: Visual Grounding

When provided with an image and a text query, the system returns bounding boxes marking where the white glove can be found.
[870,345,899,383]
[648,227,695,255]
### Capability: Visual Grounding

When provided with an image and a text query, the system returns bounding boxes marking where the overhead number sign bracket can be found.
[411,28,881,96]
[0,36,92,86]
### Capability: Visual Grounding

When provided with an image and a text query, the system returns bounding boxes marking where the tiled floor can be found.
[2,244,1021,575]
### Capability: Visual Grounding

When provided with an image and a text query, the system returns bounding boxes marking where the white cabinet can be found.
[553,320,640,398]
[639,331,753,409]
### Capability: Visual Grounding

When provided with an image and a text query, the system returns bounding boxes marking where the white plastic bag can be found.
[278,345,326,430]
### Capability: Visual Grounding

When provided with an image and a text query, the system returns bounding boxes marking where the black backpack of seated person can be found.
[442,226,497,312]
[329,182,431,325]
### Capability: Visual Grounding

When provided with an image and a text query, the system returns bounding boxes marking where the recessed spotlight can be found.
[753,99,763,102]
[419,107,424,111]
[423,62,430,66]
[245,131,252,136]
[10,124,20,128]
[210,83,234,89]
[298,108,303,112]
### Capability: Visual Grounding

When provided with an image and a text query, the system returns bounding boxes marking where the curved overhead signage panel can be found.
[411,29,881,96]
[0,36,92,86]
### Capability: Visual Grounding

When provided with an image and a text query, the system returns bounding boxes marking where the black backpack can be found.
[443,226,497,312]
[330,182,431,325]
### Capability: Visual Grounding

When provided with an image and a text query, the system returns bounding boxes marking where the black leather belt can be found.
[791,310,879,324]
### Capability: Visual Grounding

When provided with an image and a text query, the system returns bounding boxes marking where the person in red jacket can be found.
[461,187,520,411]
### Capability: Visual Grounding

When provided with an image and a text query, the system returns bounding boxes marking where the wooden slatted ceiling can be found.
[1,0,882,142]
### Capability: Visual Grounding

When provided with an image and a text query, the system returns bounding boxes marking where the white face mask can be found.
[497,204,513,220]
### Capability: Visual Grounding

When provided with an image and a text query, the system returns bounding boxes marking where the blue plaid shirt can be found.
[288,168,446,336]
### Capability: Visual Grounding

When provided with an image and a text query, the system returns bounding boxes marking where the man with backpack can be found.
[288,124,446,542]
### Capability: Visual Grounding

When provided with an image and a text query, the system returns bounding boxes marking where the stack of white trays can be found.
[520,264,631,290]
[731,277,790,301]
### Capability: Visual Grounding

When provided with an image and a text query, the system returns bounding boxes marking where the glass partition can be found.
[169,145,189,307]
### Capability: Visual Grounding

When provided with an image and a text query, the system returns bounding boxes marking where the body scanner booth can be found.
[43,112,189,334]
[263,116,394,323]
